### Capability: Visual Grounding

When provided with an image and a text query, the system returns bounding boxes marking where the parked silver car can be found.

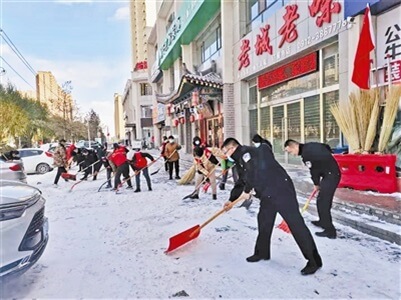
[0,180,49,279]
[0,158,27,183]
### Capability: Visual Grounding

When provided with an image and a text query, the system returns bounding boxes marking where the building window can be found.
[323,91,340,147]
[260,106,271,139]
[201,24,222,63]
[249,85,257,105]
[249,109,258,140]
[246,0,285,34]
[140,83,152,96]
[323,43,339,87]
[141,106,152,118]
[304,95,320,143]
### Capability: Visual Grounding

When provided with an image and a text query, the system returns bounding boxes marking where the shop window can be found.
[249,85,257,105]
[249,109,258,141]
[140,83,152,96]
[287,102,301,141]
[323,43,339,87]
[323,91,340,147]
[201,25,222,63]
[260,106,271,139]
[304,95,320,143]
[260,71,319,102]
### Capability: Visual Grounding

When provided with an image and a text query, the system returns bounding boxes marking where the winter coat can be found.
[131,151,154,170]
[109,147,128,167]
[66,144,76,161]
[164,142,181,162]
[53,145,67,167]
[194,147,224,176]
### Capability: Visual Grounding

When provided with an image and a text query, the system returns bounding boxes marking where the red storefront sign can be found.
[238,39,251,70]
[135,61,148,70]
[309,0,341,27]
[257,52,318,90]
[255,24,273,56]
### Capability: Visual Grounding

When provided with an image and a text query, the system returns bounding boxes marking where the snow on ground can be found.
[2,151,401,299]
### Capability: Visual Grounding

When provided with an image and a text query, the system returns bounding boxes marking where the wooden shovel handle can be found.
[199,196,245,230]
[300,189,317,213]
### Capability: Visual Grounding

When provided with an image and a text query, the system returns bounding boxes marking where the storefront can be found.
[235,0,347,163]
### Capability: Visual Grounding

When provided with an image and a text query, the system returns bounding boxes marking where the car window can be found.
[20,150,43,157]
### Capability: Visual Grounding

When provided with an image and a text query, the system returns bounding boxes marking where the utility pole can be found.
[62,81,73,140]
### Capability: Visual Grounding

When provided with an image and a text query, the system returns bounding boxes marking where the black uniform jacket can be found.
[299,142,340,186]
[228,144,293,201]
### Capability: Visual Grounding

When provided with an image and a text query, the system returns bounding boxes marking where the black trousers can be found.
[168,160,179,178]
[54,166,67,184]
[317,172,341,232]
[255,182,320,264]
[106,167,112,187]
[164,157,169,171]
[114,162,132,188]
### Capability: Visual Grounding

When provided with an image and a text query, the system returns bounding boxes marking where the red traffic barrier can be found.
[334,154,397,194]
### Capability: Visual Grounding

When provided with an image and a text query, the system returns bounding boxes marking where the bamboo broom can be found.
[178,164,196,185]
[378,86,401,153]
[331,100,361,152]
[363,96,380,153]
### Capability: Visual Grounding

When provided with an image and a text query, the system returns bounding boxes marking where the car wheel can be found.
[36,163,50,174]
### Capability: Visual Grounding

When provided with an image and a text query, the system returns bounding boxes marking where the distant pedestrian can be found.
[252,134,272,149]
[222,137,322,275]
[130,148,154,192]
[53,139,68,186]
[164,136,182,180]
[161,136,169,172]
[284,139,341,239]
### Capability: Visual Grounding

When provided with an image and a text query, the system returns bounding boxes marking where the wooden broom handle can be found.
[199,196,245,230]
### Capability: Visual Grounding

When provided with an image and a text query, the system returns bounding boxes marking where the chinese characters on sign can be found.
[237,1,342,74]
[384,60,401,83]
[309,0,341,27]
[384,24,401,61]
[159,17,182,62]
[278,5,299,48]
[255,24,273,56]
[238,39,251,70]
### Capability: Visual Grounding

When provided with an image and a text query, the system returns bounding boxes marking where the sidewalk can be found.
[176,151,401,245]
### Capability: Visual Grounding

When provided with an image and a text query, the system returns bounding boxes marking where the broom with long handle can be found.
[277,189,317,233]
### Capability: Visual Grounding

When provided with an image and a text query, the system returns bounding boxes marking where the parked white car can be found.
[18,148,54,174]
[0,158,27,183]
[0,180,49,280]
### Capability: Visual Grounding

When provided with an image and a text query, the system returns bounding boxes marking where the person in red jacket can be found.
[130,148,154,192]
[66,144,76,169]
[109,143,133,190]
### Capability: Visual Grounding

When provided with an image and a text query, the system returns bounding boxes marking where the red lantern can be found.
[174,119,179,127]
[180,118,185,124]
[198,113,204,120]
[189,115,195,123]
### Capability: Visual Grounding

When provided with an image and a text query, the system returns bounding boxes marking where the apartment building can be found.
[122,0,155,147]
[36,71,73,121]
[114,93,125,141]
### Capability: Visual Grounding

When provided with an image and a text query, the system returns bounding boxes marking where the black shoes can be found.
[189,194,199,199]
[219,183,225,190]
[148,187,152,191]
[301,261,321,275]
[134,188,141,193]
[315,230,337,239]
[105,184,112,188]
[126,186,133,190]
[212,194,217,200]
[80,176,88,181]
[311,220,324,228]
[175,175,181,179]
[246,254,270,263]
[169,177,173,180]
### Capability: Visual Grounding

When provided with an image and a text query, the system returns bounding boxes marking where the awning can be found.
[156,73,223,104]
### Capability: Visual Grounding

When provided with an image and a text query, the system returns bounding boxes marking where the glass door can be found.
[287,101,302,165]
[272,106,285,162]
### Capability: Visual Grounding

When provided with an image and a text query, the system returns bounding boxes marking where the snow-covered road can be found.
[2,155,400,299]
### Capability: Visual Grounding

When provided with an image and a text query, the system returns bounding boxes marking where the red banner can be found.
[257,52,318,90]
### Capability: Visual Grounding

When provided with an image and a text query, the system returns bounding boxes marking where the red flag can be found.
[351,4,375,90]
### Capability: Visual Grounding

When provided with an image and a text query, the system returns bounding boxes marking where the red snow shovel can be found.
[165,196,246,254]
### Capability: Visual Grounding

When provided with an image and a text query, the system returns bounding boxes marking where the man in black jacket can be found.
[284,139,341,239]
[222,138,322,276]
